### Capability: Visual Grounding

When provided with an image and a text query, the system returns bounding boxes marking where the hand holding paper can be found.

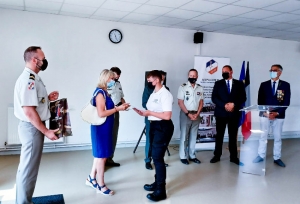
[133,107,144,116]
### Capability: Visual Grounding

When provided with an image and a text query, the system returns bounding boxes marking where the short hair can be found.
[159,70,166,76]
[223,65,232,71]
[147,70,162,81]
[271,64,283,71]
[110,67,121,75]
[97,69,114,89]
[24,46,41,62]
[188,68,198,75]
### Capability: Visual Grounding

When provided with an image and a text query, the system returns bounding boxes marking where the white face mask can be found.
[161,81,164,85]
[270,71,277,79]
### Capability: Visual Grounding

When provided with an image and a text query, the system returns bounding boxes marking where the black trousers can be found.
[149,120,174,185]
[214,116,239,160]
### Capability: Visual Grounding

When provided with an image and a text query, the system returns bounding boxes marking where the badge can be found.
[186,91,190,95]
[28,82,35,90]
[277,90,284,102]
[186,96,189,101]
[119,88,122,90]
[41,97,45,103]
[197,92,201,95]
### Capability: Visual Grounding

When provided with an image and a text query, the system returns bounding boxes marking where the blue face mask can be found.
[270,71,277,79]
[107,80,115,88]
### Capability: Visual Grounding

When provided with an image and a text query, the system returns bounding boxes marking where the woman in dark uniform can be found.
[85,69,129,195]
[137,70,174,201]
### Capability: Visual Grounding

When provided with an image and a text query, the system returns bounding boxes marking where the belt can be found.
[188,110,197,114]
[149,120,171,123]
[21,120,45,124]
[149,120,160,123]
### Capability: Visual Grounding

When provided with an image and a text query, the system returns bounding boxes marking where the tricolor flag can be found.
[239,61,251,140]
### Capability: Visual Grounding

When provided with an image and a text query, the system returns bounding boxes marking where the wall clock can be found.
[109,29,122,44]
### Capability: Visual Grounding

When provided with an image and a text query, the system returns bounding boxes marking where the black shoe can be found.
[105,161,120,167]
[147,189,167,202]
[145,162,153,170]
[210,156,220,163]
[189,158,201,164]
[144,182,157,191]
[274,159,286,167]
[180,159,189,165]
[165,163,169,167]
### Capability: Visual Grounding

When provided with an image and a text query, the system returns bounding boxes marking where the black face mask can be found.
[147,82,155,89]
[188,78,197,84]
[222,72,229,80]
[114,78,119,82]
[36,59,48,71]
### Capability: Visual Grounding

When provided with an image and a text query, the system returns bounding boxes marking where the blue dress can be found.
[90,88,115,158]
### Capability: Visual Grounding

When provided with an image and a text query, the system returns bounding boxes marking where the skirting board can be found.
[0,134,299,155]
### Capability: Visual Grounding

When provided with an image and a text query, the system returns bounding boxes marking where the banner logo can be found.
[206,59,218,75]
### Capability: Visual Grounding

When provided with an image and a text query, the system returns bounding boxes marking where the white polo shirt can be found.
[146,86,173,121]
[177,81,204,111]
[107,81,124,105]
[14,67,50,122]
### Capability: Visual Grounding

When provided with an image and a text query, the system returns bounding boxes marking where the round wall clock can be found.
[109,29,123,44]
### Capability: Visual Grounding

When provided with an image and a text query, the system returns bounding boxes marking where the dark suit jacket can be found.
[212,79,246,117]
[258,79,290,119]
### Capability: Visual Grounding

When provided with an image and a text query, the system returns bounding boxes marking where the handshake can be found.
[225,103,234,112]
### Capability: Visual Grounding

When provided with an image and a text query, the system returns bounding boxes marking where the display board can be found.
[194,56,230,150]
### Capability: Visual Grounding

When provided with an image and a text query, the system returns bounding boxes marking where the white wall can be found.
[200,31,300,107]
[0,9,299,149]
[0,9,195,148]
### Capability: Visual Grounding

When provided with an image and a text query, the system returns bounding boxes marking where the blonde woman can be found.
[86,69,129,195]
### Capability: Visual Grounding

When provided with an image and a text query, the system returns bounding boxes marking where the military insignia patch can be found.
[29,73,35,81]
[197,92,201,95]
[28,82,35,90]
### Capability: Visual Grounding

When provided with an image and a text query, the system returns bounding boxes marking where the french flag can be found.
[239,61,251,140]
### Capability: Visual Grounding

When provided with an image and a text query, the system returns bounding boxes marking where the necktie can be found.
[272,81,276,95]
[227,80,230,93]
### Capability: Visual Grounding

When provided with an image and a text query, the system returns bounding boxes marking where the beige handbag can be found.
[81,89,106,125]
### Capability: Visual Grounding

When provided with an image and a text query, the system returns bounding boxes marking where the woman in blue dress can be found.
[85,69,130,195]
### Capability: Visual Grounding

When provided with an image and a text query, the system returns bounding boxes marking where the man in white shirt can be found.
[107,67,126,166]
[177,69,203,165]
[14,46,59,204]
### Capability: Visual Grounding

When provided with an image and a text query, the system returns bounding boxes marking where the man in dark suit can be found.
[210,65,246,165]
[253,64,290,167]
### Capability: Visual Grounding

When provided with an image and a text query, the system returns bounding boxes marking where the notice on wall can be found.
[194,56,230,150]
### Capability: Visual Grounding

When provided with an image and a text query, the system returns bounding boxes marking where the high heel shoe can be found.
[85,175,98,190]
[96,184,115,196]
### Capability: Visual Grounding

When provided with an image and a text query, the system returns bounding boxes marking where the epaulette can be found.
[29,73,35,81]
[181,83,186,87]
[197,83,201,86]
